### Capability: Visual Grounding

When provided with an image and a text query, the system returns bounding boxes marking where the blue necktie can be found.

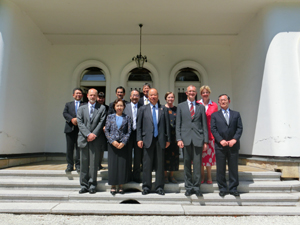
[75,101,79,115]
[152,106,158,138]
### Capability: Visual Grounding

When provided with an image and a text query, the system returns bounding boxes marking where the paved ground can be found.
[0,214,300,225]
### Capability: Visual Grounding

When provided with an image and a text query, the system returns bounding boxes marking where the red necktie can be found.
[190,103,195,119]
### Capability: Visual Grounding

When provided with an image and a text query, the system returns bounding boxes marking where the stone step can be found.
[0,178,299,193]
[0,190,298,207]
[0,169,282,181]
[1,202,300,216]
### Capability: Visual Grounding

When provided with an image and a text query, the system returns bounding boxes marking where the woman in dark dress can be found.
[163,92,179,183]
[105,99,132,195]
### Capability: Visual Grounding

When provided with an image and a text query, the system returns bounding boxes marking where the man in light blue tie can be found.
[211,94,243,197]
[136,88,171,195]
[123,90,143,183]
[63,88,83,173]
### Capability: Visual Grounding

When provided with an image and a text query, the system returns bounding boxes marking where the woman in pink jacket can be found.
[197,85,218,184]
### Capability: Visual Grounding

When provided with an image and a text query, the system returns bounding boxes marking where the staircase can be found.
[0,162,299,215]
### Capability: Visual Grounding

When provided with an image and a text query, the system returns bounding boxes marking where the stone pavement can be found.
[0,214,300,225]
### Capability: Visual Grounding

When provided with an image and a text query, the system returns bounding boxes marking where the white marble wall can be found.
[0,0,50,154]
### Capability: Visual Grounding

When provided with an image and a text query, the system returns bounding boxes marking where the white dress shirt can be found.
[222,108,230,120]
[131,102,138,130]
[199,99,212,111]
[144,96,150,105]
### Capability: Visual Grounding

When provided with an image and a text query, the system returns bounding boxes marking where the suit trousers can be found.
[183,143,203,191]
[142,137,164,191]
[98,142,107,169]
[80,142,100,190]
[127,130,143,181]
[215,148,239,192]
[65,131,80,167]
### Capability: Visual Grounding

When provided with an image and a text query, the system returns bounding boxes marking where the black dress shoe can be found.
[219,191,228,197]
[89,188,96,194]
[110,190,117,196]
[230,191,240,196]
[65,166,73,173]
[142,189,150,195]
[156,189,165,195]
[195,190,203,197]
[118,189,125,194]
[79,188,89,194]
[185,189,193,196]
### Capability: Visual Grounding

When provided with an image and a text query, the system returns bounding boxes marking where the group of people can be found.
[63,83,243,197]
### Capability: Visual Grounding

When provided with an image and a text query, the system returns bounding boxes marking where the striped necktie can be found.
[190,102,195,119]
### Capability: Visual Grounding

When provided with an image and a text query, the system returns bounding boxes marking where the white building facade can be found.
[0,0,300,159]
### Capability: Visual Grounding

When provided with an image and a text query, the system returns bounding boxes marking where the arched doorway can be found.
[71,60,111,102]
[127,67,153,99]
[80,67,106,102]
[175,68,201,104]
[120,61,159,99]
[170,61,208,105]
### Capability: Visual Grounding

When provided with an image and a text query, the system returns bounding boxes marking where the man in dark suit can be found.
[176,85,208,197]
[97,92,109,170]
[63,88,83,173]
[211,94,243,197]
[123,89,143,183]
[108,86,128,115]
[77,88,106,194]
[138,83,151,106]
[137,88,171,195]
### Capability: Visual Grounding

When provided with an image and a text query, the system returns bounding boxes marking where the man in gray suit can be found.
[176,85,208,197]
[77,88,106,194]
[137,88,171,195]
[123,89,143,183]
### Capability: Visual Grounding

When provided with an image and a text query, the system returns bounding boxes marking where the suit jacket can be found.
[210,109,243,151]
[136,103,171,149]
[123,102,142,130]
[108,100,128,115]
[98,104,109,144]
[100,104,109,113]
[104,113,132,145]
[63,101,83,133]
[77,103,106,148]
[176,101,209,147]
